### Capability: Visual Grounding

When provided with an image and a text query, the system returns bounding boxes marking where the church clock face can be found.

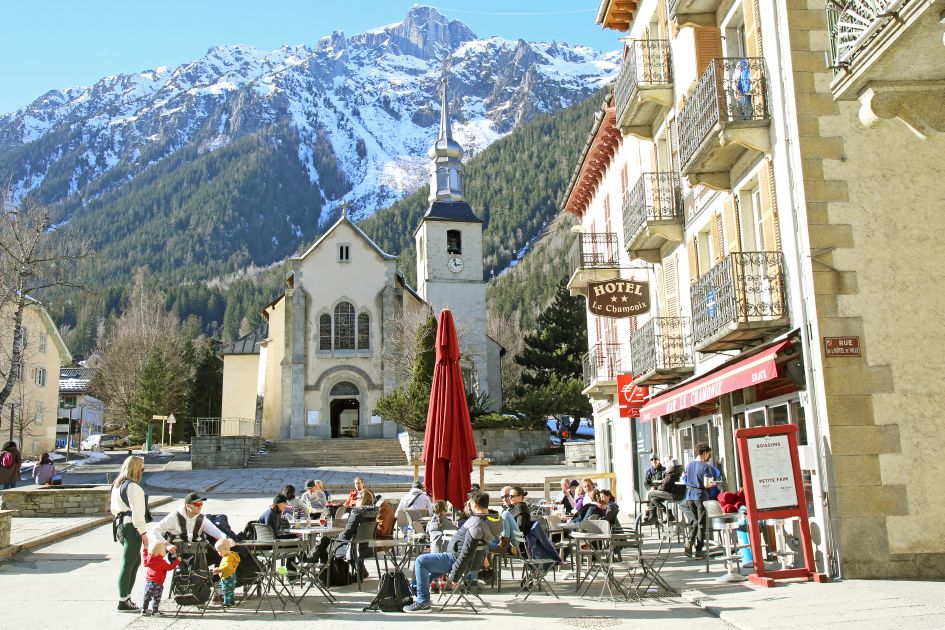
[447,257,464,273]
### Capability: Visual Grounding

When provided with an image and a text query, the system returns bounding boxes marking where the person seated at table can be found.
[258,494,295,538]
[644,456,666,490]
[404,492,495,613]
[343,476,366,508]
[311,489,378,569]
[301,479,327,517]
[596,489,622,533]
[574,478,596,511]
[643,459,683,525]
[493,486,522,553]
[375,494,396,539]
[426,500,456,552]
[281,484,304,520]
[395,481,433,516]
[570,489,603,523]
[554,477,577,514]
[505,485,532,549]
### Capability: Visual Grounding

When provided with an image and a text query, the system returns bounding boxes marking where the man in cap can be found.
[151,492,233,555]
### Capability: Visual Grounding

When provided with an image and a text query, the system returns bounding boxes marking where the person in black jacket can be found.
[644,456,665,490]
[310,489,379,567]
[505,485,532,550]
[643,460,682,524]
[258,494,293,537]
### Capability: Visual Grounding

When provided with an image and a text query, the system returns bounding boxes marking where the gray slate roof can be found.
[422,201,482,224]
[223,321,269,355]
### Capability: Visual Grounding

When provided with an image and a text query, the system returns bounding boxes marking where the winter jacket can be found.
[426,514,457,552]
[644,464,665,488]
[508,502,532,538]
[32,462,56,485]
[217,551,241,579]
[375,500,395,538]
[0,448,21,484]
[142,550,181,585]
[301,490,327,514]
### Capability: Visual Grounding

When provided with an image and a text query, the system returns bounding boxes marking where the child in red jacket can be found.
[141,539,181,616]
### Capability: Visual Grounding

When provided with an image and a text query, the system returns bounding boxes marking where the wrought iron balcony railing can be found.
[583,343,622,389]
[622,172,682,245]
[569,232,621,273]
[615,39,672,120]
[690,252,786,348]
[826,0,903,71]
[678,58,769,172]
[630,317,694,380]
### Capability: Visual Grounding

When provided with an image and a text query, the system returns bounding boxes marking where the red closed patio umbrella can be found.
[422,309,477,510]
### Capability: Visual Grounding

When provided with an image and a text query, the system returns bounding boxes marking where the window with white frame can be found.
[34,401,44,425]
[39,333,47,353]
[34,367,47,387]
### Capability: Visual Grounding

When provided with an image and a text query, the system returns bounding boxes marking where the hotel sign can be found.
[587,280,650,319]
[824,336,860,357]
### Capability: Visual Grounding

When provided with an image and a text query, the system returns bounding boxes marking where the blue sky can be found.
[0,1,620,114]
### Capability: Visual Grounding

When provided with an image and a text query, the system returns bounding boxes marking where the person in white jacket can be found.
[111,456,150,612]
[150,492,233,556]
[395,481,433,517]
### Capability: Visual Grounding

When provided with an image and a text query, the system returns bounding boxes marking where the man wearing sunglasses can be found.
[151,492,233,555]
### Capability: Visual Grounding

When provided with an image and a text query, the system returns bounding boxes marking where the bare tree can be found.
[487,310,524,397]
[380,304,434,385]
[0,190,92,410]
[90,270,189,436]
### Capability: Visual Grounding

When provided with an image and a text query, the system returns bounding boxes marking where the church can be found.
[221,77,503,441]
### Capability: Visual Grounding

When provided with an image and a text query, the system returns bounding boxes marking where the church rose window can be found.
[334,302,356,349]
[358,312,370,349]
[319,314,331,350]
[447,229,462,254]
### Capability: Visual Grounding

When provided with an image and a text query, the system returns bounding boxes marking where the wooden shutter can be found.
[744,0,763,57]
[711,212,725,263]
[693,27,723,76]
[669,117,680,175]
[658,0,669,40]
[687,235,700,285]
[663,254,679,317]
[760,161,781,251]
[723,194,742,254]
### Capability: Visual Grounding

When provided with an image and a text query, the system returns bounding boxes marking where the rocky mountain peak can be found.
[349,5,476,60]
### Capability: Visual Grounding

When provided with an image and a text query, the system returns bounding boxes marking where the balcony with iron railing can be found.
[582,342,623,396]
[630,317,695,385]
[825,0,944,129]
[622,172,683,263]
[677,58,771,190]
[690,252,789,352]
[615,40,674,138]
[567,232,622,297]
[667,0,723,27]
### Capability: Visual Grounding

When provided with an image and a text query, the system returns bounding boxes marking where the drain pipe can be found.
[771,0,841,578]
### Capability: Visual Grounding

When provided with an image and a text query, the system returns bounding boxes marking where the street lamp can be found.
[63,405,76,463]
[5,402,19,444]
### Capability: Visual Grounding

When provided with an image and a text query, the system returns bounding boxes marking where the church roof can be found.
[295,209,397,262]
[421,201,482,224]
[223,321,269,355]
[395,272,426,305]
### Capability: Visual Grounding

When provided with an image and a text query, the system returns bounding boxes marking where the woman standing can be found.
[32,452,56,485]
[111,455,149,612]
[0,442,22,489]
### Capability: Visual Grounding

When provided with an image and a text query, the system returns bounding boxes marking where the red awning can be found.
[640,340,791,421]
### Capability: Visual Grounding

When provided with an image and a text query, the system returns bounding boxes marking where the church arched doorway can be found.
[329,381,360,438]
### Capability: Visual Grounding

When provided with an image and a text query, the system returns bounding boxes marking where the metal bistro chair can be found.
[347,521,383,590]
[438,541,490,614]
[244,524,300,617]
[334,505,348,519]
[516,521,561,601]
[573,519,610,591]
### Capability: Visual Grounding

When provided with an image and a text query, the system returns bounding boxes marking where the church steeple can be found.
[428,74,466,203]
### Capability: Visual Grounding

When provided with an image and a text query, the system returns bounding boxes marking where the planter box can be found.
[0,485,111,517]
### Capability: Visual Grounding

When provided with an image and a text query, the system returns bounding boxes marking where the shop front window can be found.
[748,409,766,427]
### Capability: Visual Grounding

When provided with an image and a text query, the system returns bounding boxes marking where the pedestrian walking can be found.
[111,455,150,611]
[0,441,22,489]
[683,443,716,560]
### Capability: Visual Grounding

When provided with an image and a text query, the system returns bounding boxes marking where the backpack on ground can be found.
[363,570,413,612]
[170,547,212,607]
[1,451,13,468]
[318,557,356,587]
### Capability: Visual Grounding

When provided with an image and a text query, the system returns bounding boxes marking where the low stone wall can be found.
[191,435,263,469]
[399,428,551,465]
[0,510,12,547]
[564,441,597,468]
[0,485,111,517]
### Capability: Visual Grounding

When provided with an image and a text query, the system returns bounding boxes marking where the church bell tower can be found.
[415,75,491,404]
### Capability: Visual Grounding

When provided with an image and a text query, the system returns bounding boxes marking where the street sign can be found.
[166,413,176,424]
[823,336,859,357]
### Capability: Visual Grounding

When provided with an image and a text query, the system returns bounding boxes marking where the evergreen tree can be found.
[515,284,587,388]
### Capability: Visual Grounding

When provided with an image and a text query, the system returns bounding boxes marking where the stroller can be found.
[168,540,214,616]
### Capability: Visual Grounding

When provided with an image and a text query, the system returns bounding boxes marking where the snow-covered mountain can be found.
[0,6,618,223]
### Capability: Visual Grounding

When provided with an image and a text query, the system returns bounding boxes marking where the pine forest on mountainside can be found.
[42,89,603,357]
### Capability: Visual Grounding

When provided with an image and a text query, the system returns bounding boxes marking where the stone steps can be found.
[246,437,408,468]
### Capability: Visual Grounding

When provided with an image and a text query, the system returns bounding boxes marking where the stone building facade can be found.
[576,0,945,579]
